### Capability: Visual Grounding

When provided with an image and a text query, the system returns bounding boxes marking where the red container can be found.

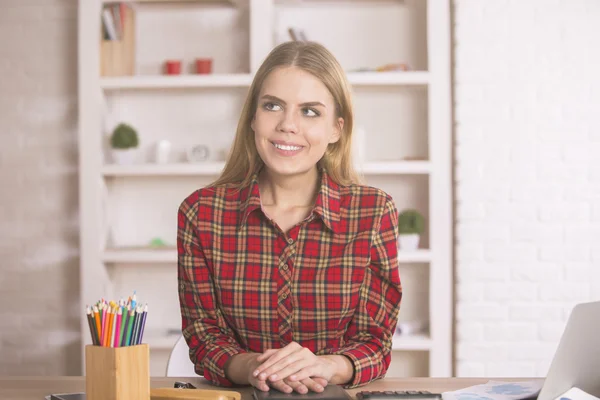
[165,60,182,75]
[195,58,213,74]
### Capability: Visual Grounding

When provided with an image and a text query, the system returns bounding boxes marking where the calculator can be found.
[356,391,442,400]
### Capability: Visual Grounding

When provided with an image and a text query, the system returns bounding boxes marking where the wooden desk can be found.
[0,376,541,400]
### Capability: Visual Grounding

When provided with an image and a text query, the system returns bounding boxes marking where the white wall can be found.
[0,0,80,374]
[454,0,600,377]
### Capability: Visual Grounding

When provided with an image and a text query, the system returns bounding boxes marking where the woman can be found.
[177,41,402,394]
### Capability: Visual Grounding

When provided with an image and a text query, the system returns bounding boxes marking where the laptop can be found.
[537,300,600,400]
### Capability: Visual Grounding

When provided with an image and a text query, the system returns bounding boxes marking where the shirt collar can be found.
[239,167,341,233]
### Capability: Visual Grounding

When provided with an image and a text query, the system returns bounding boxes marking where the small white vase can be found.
[155,140,172,164]
[398,234,420,250]
[111,148,137,165]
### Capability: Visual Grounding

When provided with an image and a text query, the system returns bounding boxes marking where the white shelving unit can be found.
[101,161,431,177]
[102,247,432,264]
[78,0,452,377]
[100,71,429,90]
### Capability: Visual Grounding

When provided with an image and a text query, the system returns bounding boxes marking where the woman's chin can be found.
[263,160,316,178]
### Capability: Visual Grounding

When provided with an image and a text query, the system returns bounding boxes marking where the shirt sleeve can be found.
[327,196,402,388]
[177,194,247,386]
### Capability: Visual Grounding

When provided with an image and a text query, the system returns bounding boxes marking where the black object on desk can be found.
[49,393,86,400]
[357,391,442,400]
[253,384,350,400]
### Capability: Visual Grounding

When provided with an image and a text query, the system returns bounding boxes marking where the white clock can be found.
[186,144,210,163]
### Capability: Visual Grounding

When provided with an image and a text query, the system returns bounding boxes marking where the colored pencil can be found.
[134,305,144,345]
[93,305,101,345]
[137,304,148,344]
[86,306,97,345]
[114,307,122,347]
[125,308,135,346]
[120,305,130,347]
[101,303,107,346]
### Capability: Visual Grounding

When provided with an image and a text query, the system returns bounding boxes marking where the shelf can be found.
[357,161,430,175]
[391,333,431,351]
[102,247,177,263]
[103,0,237,4]
[277,0,404,3]
[103,247,430,264]
[397,249,431,263]
[102,161,430,177]
[100,72,428,90]
[101,74,253,90]
[347,71,429,86]
[102,163,226,176]
[144,331,430,351]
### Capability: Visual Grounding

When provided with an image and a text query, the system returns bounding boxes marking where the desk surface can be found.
[0,376,541,400]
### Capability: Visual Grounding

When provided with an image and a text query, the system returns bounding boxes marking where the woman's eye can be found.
[302,108,319,117]
[263,102,282,111]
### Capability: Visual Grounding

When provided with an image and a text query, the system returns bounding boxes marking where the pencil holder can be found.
[85,344,150,400]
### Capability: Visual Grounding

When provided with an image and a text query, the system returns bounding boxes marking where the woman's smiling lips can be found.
[270,140,304,156]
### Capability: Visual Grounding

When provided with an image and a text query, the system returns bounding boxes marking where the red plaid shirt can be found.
[177,169,402,388]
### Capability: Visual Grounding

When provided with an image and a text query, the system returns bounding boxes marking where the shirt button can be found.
[281,292,288,299]
[287,238,294,244]
[281,263,288,270]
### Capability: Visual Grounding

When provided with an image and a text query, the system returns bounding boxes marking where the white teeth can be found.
[273,143,302,151]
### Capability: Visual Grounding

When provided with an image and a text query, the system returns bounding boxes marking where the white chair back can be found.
[165,335,197,377]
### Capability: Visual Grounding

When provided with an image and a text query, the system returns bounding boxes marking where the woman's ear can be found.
[250,116,255,132]
[330,117,344,144]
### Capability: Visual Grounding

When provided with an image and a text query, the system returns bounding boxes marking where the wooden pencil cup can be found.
[85,344,150,400]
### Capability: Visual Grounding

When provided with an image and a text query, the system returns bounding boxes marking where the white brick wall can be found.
[454,0,600,377]
[0,0,80,375]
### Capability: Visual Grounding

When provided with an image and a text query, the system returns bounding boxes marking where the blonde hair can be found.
[211,41,361,188]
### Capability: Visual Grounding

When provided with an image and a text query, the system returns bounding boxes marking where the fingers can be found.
[265,356,313,382]
[269,377,324,394]
[256,342,302,368]
[313,377,328,388]
[288,364,316,383]
[289,364,334,384]
[256,348,278,363]
[252,342,302,379]
[251,378,271,392]
[269,379,295,394]
[300,378,325,393]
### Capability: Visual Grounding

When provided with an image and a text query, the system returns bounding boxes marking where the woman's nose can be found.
[277,110,298,134]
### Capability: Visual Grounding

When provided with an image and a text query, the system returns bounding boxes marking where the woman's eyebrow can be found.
[261,94,326,108]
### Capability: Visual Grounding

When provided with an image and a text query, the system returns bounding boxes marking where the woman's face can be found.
[251,66,343,178]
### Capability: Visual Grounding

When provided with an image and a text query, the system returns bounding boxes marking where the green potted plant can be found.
[110,123,139,165]
[398,209,424,250]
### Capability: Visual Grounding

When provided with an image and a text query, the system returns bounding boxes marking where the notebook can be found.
[253,384,350,400]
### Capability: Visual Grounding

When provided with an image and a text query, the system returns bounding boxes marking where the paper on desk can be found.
[442,380,544,400]
[555,387,600,400]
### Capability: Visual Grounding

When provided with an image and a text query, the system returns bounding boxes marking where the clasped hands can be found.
[250,342,335,394]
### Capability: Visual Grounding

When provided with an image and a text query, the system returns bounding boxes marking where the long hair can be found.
[211,41,361,188]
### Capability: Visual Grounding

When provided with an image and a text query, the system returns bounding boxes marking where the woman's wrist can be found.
[318,355,353,385]
[224,353,262,385]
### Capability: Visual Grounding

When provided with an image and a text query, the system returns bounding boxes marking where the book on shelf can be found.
[102,3,128,41]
